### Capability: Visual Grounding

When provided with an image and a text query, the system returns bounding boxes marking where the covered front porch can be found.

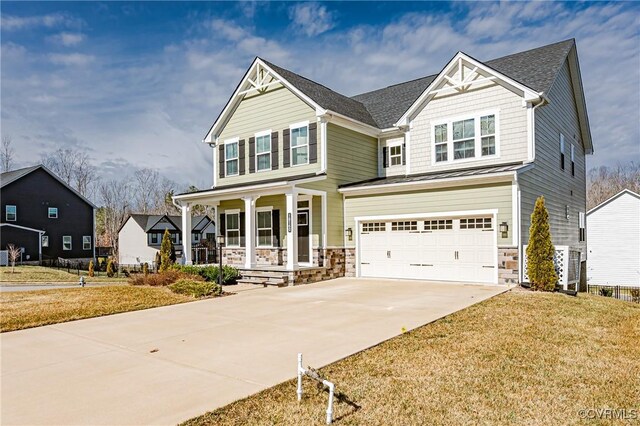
[173,176,338,275]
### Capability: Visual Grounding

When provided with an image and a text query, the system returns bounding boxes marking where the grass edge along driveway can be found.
[183,290,640,426]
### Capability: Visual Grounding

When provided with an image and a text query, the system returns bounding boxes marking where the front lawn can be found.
[184,291,640,426]
[0,265,128,283]
[0,285,193,332]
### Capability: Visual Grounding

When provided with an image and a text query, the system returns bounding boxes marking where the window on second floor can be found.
[433,113,497,164]
[291,124,309,166]
[48,207,58,218]
[256,132,271,172]
[571,144,575,177]
[225,140,239,176]
[6,205,16,221]
[389,144,403,166]
[579,212,585,242]
[559,133,565,170]
[149,233,161,245]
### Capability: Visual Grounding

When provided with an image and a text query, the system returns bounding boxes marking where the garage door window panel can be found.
[424,219,453,230]
[391,221,417,231]
[362,222,386,233]
[460,217,493,230]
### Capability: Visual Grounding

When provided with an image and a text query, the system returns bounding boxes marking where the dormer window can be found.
[432,112,498,164]
[389,145,403,166]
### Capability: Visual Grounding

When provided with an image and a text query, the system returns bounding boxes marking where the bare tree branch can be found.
[41,148,97,198]
[98,180,131,257]
[587,162,640,209]
[1,136,15,172]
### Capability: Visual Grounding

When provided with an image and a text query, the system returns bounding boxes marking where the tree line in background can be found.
[586,162,639,209]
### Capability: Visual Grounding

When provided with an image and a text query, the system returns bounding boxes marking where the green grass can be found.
[183,291,640,426]
[0,265,128,283]
[0,285,194,332]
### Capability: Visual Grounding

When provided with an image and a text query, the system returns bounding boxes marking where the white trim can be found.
[296,197,313,266]
[0,223,45,234]
[511,179,519,247]
[587,189,640,215]
[224,209,241,248]
[224,137,240,177]
[354,209,499,284]
[430,109,500,166]
[396,52,541,126]
[339,171,517,196]
[290,121,310,167]
[256,206,274,248]
[212,140,218,188]
[387,141,403,167]
[322,111,380,137]
[255,129,272,173]
[526,102,534,161]
[5,204,17,222]
[404,127,411,174]
[319,117,328,173]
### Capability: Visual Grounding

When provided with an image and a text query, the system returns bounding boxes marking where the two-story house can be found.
[173,39,592,286]
[118,214,215,266]
[1,165,96,262]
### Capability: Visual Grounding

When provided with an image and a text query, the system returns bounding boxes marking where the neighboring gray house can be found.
[587,190,640,286]
[172,39,592,287]
[118,214,215,266]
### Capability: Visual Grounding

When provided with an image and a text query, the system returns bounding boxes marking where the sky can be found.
[1,1,639,190]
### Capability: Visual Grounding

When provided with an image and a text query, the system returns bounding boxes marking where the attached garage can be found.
[357,213,498,284]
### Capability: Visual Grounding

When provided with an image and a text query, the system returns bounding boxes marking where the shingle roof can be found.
[126,214,210,233]
[340,162,528,189]
[263,39,575,129]
[1,165,41,188]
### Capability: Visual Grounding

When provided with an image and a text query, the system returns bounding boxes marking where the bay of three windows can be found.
[434,113,496,163]
[225,123,309,176]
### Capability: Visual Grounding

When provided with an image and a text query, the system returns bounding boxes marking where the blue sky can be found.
[2,1,639,189]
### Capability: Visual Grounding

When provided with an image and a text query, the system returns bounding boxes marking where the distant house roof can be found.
[123,214,213,233]
[587,189,640,216]
[261,39,576,129]
[0,164,96,208]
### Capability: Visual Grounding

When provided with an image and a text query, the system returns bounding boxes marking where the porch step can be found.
[238,270,289,287]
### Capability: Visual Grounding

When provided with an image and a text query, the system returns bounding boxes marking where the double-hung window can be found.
[6,205,16,221]
[225,140,239,176]
[226,212,240,247]
[434,124,448,162]
[480,115,496,156]
[452,118,475,159]
[150,233,160,245]
[389,145,402,166]
[63,236,72,251]
[291,124,308,166]
[256,210,272,247]
[83,236,91,250]
[42,235,49,247]
[48,207,58,218]
[256,132,271,172]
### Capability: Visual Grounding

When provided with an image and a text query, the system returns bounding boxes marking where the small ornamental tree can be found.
[154,251,161,272]
[7,244,21,273]
[526,196,558,291]
[106,259,115,278]
[88,260,95,277]
[160,229,174,272]
[143,262,149,277]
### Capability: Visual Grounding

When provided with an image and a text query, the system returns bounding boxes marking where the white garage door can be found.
[359,216,496,283]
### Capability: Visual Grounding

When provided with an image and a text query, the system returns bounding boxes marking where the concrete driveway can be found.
[1,278,507,425]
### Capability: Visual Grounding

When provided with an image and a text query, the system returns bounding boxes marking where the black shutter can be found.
[249,137,256,174]
[218,144,225,178]
[309,122,318,164]
[402,143,406,165]
[272,209,280,247]
[382,146,388,168]
[239,139,245,175]
[239,212,245,247]
[271,131,279,170]
[219,213,225,237]
[283,129,290,168]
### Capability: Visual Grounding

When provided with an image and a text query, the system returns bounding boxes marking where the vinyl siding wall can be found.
[586,194,640,286]
[519,59,587,253]
[379,135,406,177]
[118,219,158,265]
[344,183,513,248]
[410,82,528,173]
[217,84,320,185]
[300,123,378,246]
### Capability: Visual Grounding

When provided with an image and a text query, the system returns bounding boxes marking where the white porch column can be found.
[181,203,192,265]
[243,196,256,269]
[285,191,298,270]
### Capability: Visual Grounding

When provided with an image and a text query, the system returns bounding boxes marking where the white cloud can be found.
[49,53,95,66]
[1,13,83,31]
[288,2,336,37]
[49,32,85,46]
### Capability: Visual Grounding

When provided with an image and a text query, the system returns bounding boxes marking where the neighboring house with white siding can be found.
[587,190,640,286]
[173,39,592,286]
[118,214,215,266]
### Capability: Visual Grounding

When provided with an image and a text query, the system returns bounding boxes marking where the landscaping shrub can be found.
[160,229,174,272]
[129,270,203,287]
[88,260,95,277]
[526,196,558,291]
[599,287,613,297]
[106,259,115,278]
[172,264,240,284]
[631,288,640,303]
[168,279,222,298]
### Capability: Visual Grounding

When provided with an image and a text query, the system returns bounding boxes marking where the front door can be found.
[297,210,310,263]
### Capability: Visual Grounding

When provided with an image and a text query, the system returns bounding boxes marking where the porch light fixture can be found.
[499,222,508,238]
[216,235,225,246]
[345,228,353,241]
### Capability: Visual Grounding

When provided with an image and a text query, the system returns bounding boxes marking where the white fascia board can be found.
[395,52,542,127]
[205,58,324,143]
[0,223,46,234]
[354,208,499,222]
[339,172,516,196]
[322,111,381,137]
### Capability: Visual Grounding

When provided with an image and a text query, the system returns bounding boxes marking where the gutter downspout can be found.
[527,94,549,164]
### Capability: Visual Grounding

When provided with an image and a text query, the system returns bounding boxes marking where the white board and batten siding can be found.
[118,218,158,266]
[587,190,640,286]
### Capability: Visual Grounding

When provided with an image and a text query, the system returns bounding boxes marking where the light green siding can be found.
[300,123,378,246]
[519,55,587,252]
[217,84,320,186]
[344,183,513,247]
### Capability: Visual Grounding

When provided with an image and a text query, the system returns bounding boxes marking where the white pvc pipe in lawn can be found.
[297,353,335,425]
